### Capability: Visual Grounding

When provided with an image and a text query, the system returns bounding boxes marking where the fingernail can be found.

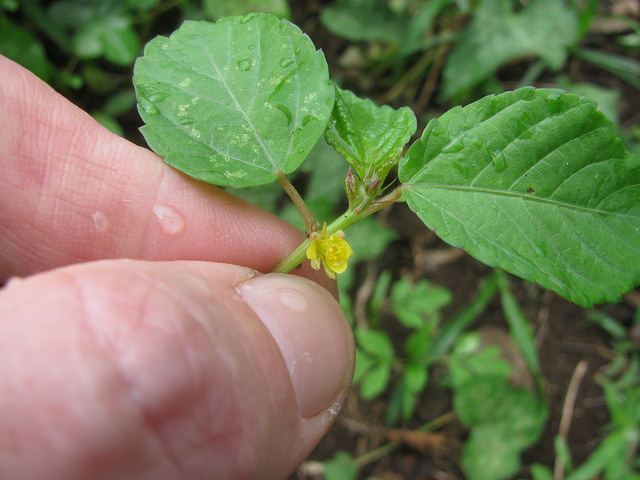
[237,274,354,418]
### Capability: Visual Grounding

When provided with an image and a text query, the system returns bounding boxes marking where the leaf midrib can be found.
[198,28,280,174]
[404,183,640,220]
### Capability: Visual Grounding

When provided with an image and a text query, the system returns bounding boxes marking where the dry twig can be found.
[554,360,589,480]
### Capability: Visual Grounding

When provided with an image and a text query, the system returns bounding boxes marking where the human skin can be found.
[0,55,355,480]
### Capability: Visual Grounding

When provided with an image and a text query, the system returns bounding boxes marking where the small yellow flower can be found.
[306,223,353,279]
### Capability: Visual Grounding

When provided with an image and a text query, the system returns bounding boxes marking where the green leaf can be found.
[355,328,395,360]
[353,348,377,383]
[133,14,335,187]
[386,373,422,425]
[426,271,498,362]
[575,48,640,92]
[1,0,18,12]
[400,87,640,307]
[391,277,452,328]
[48,1,98,28]
[325,86,416,181]
[0,16,52,81]
[531,463,555,480]
[405,324,436,361]
[369,270,392,325]
[454,375,547,448]
[92,112,124,137]
[404,362,428,393]
[360,361,392,399]
[320,0,407,44]
[103,89,137,117]
[447,337,512,389]
[74,14,140,66]
[323,451,359,480]
[462,424,522,480]
[204,0,291,20]
[497,272,542,386]
[343,217,398,264]
[301,136,349,210]
[554,436,573,474]
[442,0,577,100]
[556,76,620,125]
[565,430,632,480]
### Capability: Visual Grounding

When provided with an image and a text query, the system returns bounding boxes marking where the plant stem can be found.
[277,172,315,233]
[358,185,404,218]
[272,238,311,274]
[273,209,360,274]
[272,185,404,274]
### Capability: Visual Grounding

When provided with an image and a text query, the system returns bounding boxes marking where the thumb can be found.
[0,260,354,480]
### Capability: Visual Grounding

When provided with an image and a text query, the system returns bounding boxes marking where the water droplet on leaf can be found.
[152,205,185,236]
[492,154,507,173]
[237,58,252,71]
[149,92,168,103]
[275,104,292,126]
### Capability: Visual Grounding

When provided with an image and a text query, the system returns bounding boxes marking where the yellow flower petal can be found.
[305,225,353,278]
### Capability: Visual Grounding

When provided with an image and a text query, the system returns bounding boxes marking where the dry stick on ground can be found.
[298,412,456,478]
[554,360,589,480]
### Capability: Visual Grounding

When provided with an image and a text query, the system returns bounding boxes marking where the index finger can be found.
[0,56,326,287]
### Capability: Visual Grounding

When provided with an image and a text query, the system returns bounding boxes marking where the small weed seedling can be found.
[133,12,640,309]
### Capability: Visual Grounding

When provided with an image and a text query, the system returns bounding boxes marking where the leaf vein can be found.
[404,183,639,220]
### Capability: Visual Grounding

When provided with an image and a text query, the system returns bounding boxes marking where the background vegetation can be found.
[2,0,639,478]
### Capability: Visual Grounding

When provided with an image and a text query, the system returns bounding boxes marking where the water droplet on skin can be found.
[91,211,109,233]
[237,58,252,71]
[279,57,294,68]
[278,288,308,312]
[152,205,185,236]
[5,276,24,289]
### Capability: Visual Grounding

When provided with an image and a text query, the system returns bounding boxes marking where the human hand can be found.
[0,55,354,480]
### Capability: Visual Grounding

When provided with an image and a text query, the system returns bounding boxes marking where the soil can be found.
[286,1,640,479]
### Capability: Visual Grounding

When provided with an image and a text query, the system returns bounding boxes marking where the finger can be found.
[0,55,316,281]
[0,260,354,480]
